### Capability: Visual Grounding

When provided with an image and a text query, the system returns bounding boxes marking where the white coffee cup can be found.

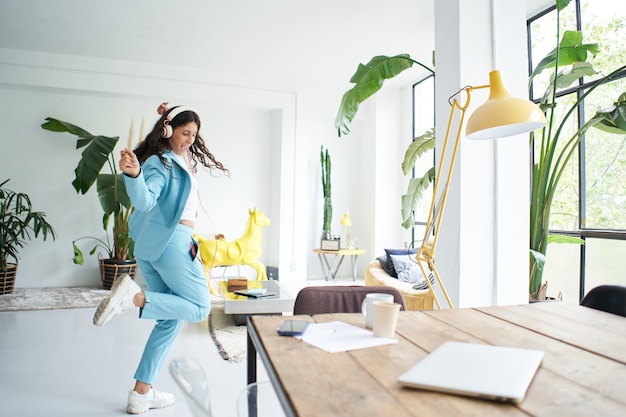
[361,293,394,328]
[372,301,401,338]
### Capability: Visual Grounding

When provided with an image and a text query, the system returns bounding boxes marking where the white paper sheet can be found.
[297,321,398,353]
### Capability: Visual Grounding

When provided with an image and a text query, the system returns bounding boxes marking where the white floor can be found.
[0,276,363,417]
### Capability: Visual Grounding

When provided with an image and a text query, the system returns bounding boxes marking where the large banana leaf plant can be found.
[528,0,626,300]
[335,54,435,229]
[41,118,134,262]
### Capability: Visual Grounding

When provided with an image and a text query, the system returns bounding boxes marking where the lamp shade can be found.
[465,70,547,140]
[340,211,352,227]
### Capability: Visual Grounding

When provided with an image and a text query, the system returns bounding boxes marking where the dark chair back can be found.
[580,285,626,317]
[293,286,406,315]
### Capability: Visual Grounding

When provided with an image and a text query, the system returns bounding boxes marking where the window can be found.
[410,74,435,245]
[411,74,435,224]
[528,0,626,301]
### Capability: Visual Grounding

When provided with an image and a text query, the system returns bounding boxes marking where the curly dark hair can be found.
[134,106,229,176]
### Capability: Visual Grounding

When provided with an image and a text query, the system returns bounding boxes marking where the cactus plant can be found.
[320,146,332,237]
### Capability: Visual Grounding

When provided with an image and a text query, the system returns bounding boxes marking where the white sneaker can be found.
[93,274,140,326]
[126,388,175,414]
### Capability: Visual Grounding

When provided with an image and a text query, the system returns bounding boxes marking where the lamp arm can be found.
[421,86,483,254]
[417,85,486,309]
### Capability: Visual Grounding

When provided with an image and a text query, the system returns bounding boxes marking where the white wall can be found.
[0,49,301,288]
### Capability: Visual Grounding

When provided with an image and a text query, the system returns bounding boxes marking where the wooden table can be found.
[313,248,366,281]
[246,302,626,417]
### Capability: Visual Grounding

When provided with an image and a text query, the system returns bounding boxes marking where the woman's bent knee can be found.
[190,304,210,323]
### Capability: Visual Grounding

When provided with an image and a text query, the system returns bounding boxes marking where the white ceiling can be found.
[0,0,551,87]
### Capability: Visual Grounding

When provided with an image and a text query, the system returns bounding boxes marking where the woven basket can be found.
[99,258,138,290]
[0,263,18,295]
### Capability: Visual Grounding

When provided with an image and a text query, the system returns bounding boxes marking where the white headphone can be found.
[162,106,195,138]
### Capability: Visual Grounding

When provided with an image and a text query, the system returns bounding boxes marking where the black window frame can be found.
[527,0,626,301]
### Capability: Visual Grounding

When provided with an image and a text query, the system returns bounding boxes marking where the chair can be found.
[169,357,213,417]
[170,358,284,417]
[365,259,434,310]
[293,285,406,315]
[580,285,626,317]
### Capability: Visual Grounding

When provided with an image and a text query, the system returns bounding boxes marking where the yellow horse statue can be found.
[195,208,271,287]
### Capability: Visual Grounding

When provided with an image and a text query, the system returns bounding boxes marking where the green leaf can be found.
[529,249,546,271]
[555,62,598,89]
[72,135,119,194]
[547,235,585,245]
[590,92,626,134]
[43,118,119,194]
[335,55,431,136]
[539,62,599,105]
[529,31,599,82]
[96,174,131,215]
[102,212,110,232]
[556,0,571,11]
[72,242,84,265]
[401,167,435,229]
[41,118,91,137]
[402,128,435,175]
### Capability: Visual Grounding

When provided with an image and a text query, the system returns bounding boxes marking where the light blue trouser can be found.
[133,224,211,385]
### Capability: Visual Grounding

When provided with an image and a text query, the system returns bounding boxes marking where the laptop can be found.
[233,289,276,298]
[398,341,544,403]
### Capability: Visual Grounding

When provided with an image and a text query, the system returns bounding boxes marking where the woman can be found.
[93,102,228,414]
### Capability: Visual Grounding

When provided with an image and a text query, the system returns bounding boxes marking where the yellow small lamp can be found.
[340,211,352,249]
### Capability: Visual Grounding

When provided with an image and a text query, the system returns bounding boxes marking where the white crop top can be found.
[172,153,198,222]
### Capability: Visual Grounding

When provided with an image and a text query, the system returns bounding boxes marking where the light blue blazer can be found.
[123,151,191,262]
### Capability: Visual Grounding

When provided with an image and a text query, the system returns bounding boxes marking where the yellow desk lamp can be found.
[417,70,547,309]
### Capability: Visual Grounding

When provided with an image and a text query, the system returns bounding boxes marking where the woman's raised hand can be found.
[120,148,141,178]
[157,102,169,115]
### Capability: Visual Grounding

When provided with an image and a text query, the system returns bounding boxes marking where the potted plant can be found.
[528,0,626,300]
[0,179,56,294]
[41,118,137,289]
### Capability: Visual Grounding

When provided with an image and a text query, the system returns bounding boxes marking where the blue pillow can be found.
[390,254,424,284]
[384,248,418,278]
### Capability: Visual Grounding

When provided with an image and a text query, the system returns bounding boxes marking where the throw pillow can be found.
[376,254,395,276]
[412,271,435,290]
[384,248,418,278]
[390,254,424,284]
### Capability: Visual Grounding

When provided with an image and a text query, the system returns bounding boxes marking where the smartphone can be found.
[277,320,310,336]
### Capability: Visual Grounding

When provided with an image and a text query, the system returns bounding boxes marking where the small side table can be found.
[313,248,366,281]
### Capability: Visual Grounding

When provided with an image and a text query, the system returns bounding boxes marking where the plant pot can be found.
[0,263,18,295]
[99,258,138,290]
[529,282,563,303]
[321,230,332,241]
